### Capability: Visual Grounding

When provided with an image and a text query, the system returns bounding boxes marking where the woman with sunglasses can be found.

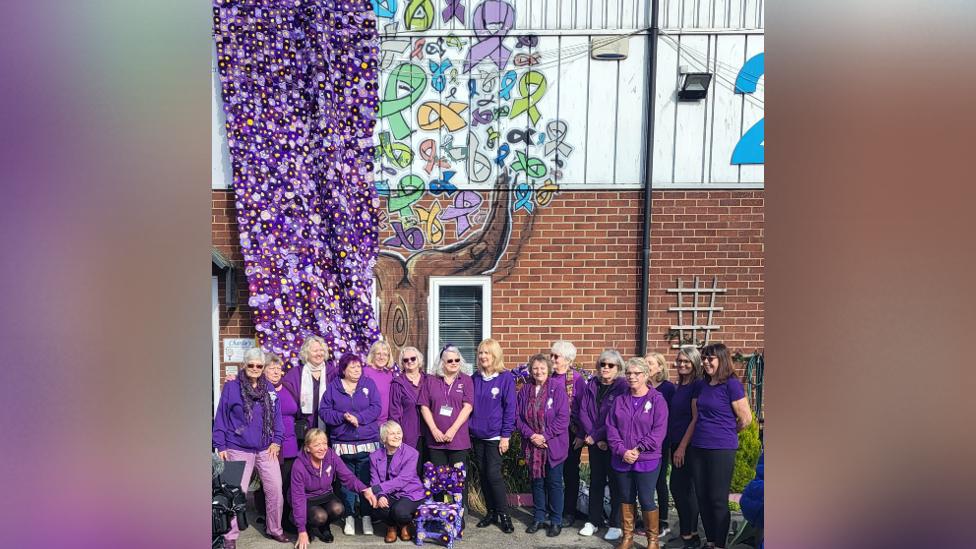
[606,357,668,549]
[573,349,628,540]
[669,345,706,549]
[418,344,475,521]
[690,343,752,549]
[213,347,289,548]
[470,338,517,534]
[549,340,589,527]
[389,346,427,457]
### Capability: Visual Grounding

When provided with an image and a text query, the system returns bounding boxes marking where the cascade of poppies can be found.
[213,0,381,368]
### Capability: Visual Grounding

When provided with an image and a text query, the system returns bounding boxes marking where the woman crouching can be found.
[369,420,426,543]
[291,429,378,548]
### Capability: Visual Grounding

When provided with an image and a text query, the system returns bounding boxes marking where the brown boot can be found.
[616,504,636,549]
[643,509,660,549]
[398,524,411,541]
[385,525,398,543]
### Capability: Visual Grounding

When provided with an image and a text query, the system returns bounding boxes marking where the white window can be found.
[212,276,221,414]
[428,277,491,373]
[371,276,380,328]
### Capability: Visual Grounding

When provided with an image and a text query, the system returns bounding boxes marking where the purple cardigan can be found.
[212,378,284,453]
[573,377,629,443]
[290,449,366,532]
[319,375,381,444]
[516,380,570,467]
[606,389,669,472]
[368,444,426,501]
[389,372,426,447]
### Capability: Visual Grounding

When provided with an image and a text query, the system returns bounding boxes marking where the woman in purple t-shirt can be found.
[669,345,705,549]
[689,343,753,549]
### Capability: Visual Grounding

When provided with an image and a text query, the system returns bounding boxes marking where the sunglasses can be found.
[402,356,418,363]
[598,362,618,369]
[245,363,264,369]
[549,353,561,359]
[444,358,461,364]
[702,355,717,361]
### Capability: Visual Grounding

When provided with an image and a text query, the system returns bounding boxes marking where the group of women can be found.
[212,336,752,549]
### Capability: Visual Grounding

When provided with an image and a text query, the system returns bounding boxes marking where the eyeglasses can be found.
[444,358,461,364]
[245,363,264,369]
[675,359,692,365]
[702,355,717,361]
[598,362,618,369]
[402,356,418,363]
[624,371,645,377]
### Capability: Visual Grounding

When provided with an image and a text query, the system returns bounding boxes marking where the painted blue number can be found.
[732,53,764,165]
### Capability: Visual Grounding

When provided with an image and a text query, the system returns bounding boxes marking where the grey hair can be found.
[435,345,472,376]
[623,356,652,378]
[299,336,329,364]
[398,346,424,369]
[243,347,265,365]
[379,420,403,444]
[595,349,625,378]
[677,344,704,383]
[550,340,577,363]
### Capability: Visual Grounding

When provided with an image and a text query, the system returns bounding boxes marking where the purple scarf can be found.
[239,371,275,447]
[524,381,549,479]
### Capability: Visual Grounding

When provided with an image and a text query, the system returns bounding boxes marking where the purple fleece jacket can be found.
[368,444,426,501]
[319,375,382,444]
[389,372,426,448]
[469,370,517,440]
[212,378,284,452]
[516,380,571,467]
[606,389,669,473]
[573,377,629,443]
[289,449,366,532]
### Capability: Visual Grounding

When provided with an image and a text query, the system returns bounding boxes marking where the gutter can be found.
[638,0,660,355]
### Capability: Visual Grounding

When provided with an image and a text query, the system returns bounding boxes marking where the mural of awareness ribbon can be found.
[371,0,578,256]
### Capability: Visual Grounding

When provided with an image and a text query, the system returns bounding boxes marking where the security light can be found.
[678,72,712,101]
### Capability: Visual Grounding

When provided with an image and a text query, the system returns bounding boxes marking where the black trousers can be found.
[429,448,470,512]
[372,496,423,527]
[656,443,671,524]
[472,439,509,514]
[562,441,583,518]
[689,447,736,547]
[669,443,700,537]
[415,436,429,476]
[586,445,621,528]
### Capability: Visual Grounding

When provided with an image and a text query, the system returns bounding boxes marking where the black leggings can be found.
[295,493,344,533]
[372,496,423,527]
[689,447,736,547]
[586,444,621,528]
[562,441,583,518]
[429,448,470,512]
[669,443,700,537]
[656,443,671,524]
[472,439,509,514]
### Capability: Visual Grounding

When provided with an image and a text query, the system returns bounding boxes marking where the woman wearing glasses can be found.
[470,338,517,533]
[389,346,427,455]
[213,347,289,548]
[418,344,475,519]
[573,349,628,540]
[669,345,706,549]
[689,343,752,549]
[549,340,589,527]
[606,357,669,549]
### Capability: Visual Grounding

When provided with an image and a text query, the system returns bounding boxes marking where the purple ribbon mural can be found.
[464,0,515,72]
[212,0,382,368]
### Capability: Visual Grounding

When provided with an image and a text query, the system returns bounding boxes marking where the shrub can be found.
[501,431,532,494]
[731,420,761,492]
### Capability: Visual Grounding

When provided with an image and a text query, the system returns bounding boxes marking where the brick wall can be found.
[212,188,763,381]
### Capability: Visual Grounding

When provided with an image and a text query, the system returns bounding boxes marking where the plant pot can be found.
[507,493,533,507]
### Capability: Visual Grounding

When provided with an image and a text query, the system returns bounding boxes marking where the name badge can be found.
[439,405,454,417]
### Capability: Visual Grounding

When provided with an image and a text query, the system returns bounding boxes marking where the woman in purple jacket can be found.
[470,338,517,534]
[213,347,289,548]
[320,352,382,537]
[647,352,677,540]
[388,346,427,463]
[550,339,589,527]
[369,420,427,543]
[282,336,333,437]
[254,353,301,535]
[516,353,570,538]
[670,345,705,549]
[606,357,669,549]
[573,349,628,540]
[689,343,752,549]
[291,428,377,548]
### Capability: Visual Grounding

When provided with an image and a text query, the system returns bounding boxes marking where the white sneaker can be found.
[659,525,671,539]
[604,527,622,541]
[344,516,356,536]
[578,522,597,536]
[362,517,374,536]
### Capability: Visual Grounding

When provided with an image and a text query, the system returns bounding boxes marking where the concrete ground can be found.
[227,505,758,549]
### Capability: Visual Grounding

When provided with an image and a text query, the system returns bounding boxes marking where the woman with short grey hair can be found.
[550,339,589,528]
[369,421,426,542]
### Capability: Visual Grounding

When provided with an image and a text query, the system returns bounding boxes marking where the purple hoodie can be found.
[290,449,366,533]
[368,443,426,501]
[516,380,570,467]
[319,375,381,444]
[363,365,396,424]
[389,372,427,448]
[212,378,284,452]
[470,370,517,440]
[551,370,588,437]
[573,376,629,443]
[606,389,668,473]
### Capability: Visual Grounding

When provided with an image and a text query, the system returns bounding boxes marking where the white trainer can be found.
[604,527,623,541]
[344,516,356,536]
[578,522,597,536]
[362,517,374,535]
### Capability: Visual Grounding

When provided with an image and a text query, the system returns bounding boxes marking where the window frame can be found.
[427,276,492,371]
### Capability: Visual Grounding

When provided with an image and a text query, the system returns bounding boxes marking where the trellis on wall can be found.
[666,275,726,348]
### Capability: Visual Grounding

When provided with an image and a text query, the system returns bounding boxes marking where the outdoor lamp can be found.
[677,72,712,101]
